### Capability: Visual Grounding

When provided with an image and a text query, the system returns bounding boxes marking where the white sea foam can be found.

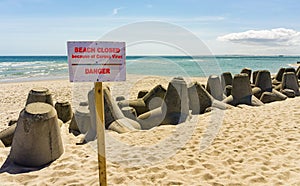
[0,56,299,82]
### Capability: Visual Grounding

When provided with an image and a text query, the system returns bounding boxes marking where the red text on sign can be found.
[74,47,120,53]
[85,68,110,74]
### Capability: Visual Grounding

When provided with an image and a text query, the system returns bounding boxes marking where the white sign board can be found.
[67,41,126,82]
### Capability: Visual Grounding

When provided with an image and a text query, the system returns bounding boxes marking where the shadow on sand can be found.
[0,155,49,174]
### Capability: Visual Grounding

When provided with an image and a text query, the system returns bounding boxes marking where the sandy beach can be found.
[0,76,300,186]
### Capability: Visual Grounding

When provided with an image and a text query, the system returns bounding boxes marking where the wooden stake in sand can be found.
[94,82,107,186]
[67,41,126,186]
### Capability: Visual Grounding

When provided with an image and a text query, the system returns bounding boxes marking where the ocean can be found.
[0,55,299,82]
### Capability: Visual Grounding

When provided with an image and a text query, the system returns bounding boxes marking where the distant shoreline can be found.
[0,55,300,57]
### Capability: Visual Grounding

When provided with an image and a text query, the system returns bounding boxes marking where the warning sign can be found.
[67,41,126,82]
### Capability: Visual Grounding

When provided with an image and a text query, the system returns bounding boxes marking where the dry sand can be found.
[0,75,300,185]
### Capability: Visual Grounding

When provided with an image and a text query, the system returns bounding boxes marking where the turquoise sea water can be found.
[0,56,299,82]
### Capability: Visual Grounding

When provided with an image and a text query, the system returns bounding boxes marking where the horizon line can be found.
[0,54,300,57]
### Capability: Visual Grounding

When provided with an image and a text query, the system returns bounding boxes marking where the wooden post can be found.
[94,82,107,186]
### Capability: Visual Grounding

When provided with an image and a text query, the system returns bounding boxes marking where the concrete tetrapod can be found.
[160,77,189,125]
[188,81,213,114]
[69,102,91,136]
[223,74,264,106]
[0,123,16,147]
[221,72,233,88]
[281,72,300,97]
[137,77,189,130]
[103,87,141,131]
[188,81,232,115]
[55,101,73,123]
[272,68,285,85]
[253,70,287,103]
[253,70,273,98]
[206,75,226,101]
[10,102,63,167]
[221,72,233,96]
[260,91,287,103]
[80,90,98,143]
[118,85,166,116]
[83,86,141,139]
[241,68,252,80]
[25,87,53,106]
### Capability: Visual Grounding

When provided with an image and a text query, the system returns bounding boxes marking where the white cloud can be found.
[217,28,300,46]
[112,7,125,15]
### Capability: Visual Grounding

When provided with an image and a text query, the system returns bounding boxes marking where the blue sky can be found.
[0,0,300,55]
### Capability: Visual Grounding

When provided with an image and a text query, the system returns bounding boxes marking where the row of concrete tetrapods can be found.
[0,66,299,167]
[75,65,300,140]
